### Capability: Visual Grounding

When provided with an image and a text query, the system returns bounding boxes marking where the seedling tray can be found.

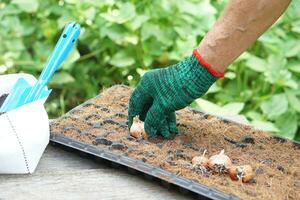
[50,85,300,200]
[50,134,237,200]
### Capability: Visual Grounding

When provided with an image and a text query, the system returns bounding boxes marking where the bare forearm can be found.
[198,0,291,72]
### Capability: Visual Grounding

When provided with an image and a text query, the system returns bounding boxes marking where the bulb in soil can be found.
[192,150,209,168]
[130,116,148,139]
[208,149,232,173]
[229,165,254,183]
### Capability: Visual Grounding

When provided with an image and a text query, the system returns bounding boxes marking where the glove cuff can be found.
[192,49,224,78]
[169,51,219,101]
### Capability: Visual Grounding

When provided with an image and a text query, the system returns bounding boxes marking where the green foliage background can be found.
[0,0,300,141]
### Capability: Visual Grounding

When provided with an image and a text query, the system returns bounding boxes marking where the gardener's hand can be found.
[128,50,223,138]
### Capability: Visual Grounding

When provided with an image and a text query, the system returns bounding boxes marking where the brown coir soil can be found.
[50,85,300,200]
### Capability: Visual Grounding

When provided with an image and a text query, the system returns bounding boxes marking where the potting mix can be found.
[50,85,300,200]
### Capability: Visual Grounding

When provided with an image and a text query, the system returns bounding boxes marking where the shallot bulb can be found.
[229,165,254,183]
[130,116,148,139]
[192,150,209,168]
[208,150,232,173]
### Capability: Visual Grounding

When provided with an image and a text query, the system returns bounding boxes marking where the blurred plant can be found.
[0,0,299,141]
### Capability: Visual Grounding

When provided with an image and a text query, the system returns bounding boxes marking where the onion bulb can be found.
[130,116,148,139]
[192,150,209,168]
[229,165,254,183]
[208,150,232,173]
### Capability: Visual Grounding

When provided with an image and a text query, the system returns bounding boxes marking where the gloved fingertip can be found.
[160,130,171,138]
[144,123,157,137]
[139,114,146,122]
[169,126,179,134]
[166,112,178,134]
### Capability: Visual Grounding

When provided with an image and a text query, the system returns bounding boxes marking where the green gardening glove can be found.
[128,49,224,138]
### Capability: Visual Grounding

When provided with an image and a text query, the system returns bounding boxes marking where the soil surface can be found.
[51,85,300,200]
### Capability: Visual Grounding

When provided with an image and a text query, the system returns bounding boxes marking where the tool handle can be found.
[39,22,80,83]
[25,22,80,103]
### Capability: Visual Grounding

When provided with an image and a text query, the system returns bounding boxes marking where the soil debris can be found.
[111,143,127,150]
[93,137,112,146]
[240,135,255,144]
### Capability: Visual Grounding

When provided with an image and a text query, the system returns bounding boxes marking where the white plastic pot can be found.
[0,74,49,174]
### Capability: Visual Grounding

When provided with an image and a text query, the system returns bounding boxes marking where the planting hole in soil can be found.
[50,85,300,200]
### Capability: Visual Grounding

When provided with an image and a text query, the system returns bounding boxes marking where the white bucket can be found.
[0,74,49,174]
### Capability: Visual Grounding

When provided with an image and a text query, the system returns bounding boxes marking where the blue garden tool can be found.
[0,22,81,113]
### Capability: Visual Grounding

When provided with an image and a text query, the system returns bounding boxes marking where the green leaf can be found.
[260,93,288,120]
[246,111,263,121]
[141,23,173,46]
[284,79,299,90]
[245,55,267,72]
[283,40,300,57]
[251,120,279,132]
[83,7,96,20]
[287,61,300,73]
[206,83,221,94]
[169,36,197,60]
[100,25,125,40]
[291,20,300,33]
[0,4,22,15]
[286,1,300,20]
[64,0,77,4]
[50,72,75,85]
[33,42,53,70]
[12,0,39,13]
[142,38,166,57]
[109,51,135,67]
[195,99,222,115]
[174,25,196,39]
[275,111,298,139]
[136,68,148,76]
[4,39,25,51]
[224,71,236,79]
[127,15,149,31]
[222,102,245,115]
[0,65,8,74]
[178,0,216,17]
[57,13,75,28]
[100,25,138,45]
[258,32,282,46]
[264,55,297,89]
[101,2,136,24]
[285,89,300,113]
[267,54,287,72]
[195,99,244,116]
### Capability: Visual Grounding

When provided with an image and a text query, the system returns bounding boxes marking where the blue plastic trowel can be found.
[0,22,81,113]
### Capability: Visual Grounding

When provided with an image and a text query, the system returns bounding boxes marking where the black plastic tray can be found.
[50,133,238,200]
[49,86,299,200]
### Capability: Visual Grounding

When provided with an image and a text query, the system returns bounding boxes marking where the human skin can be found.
[198,0,291,73]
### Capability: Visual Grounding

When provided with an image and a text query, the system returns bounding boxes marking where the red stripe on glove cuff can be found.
[192,49,224,78]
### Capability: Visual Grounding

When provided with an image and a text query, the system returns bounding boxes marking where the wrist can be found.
[192,49,224,78]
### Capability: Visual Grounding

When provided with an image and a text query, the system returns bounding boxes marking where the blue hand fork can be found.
[0,22,81,113]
